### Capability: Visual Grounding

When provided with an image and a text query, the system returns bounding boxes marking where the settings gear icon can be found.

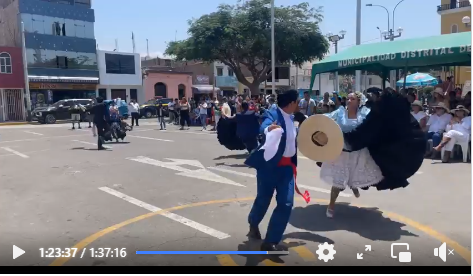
[315,242,336,262]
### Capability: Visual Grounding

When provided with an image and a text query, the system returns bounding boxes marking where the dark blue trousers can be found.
[248,166,294,244]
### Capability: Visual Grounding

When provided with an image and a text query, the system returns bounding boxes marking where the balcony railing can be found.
[437,1,471,12]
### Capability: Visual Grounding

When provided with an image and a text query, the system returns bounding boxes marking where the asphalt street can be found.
[0,120,471,267]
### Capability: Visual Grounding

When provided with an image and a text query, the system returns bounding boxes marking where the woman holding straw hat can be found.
[321,91,383,218]
[433,105,471,163]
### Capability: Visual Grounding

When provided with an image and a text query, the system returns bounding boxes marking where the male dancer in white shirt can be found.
[245,90,310,252]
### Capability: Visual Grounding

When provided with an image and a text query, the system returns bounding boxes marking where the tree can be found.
[165,0,329,96]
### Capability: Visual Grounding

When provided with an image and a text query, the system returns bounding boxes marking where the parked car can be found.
[139,98,173,118]
[33,99,92,124]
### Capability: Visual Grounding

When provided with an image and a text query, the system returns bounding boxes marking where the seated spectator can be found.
[411,100,427,131]
[430,87,447,108]
[425,102,452,159]
[434,105,471,163]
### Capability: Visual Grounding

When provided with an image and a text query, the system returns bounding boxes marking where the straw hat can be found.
[434,87,444,96]
[411,100,423,107]
[433,102,450,113]
[451,105,470,115]
[297,115,344,162]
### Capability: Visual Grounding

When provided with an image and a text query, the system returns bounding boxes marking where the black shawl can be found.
[343,93,427,190]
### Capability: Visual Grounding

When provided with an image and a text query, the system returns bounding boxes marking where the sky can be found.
[93,0,441,58]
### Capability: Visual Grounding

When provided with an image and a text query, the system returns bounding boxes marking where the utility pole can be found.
[355,0,362,92]
[20,22,32,121]
[146,39,150,60]
[270,0,276,95]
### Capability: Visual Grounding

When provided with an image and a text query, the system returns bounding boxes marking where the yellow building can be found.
[238,77,254,94]
[438,0,471,86]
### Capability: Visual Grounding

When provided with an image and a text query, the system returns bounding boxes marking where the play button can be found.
[13,245,25,260]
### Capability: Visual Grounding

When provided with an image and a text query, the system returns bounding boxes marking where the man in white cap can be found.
[425,102,452,159]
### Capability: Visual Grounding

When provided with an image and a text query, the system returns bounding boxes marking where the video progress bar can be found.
[136,251,289,255]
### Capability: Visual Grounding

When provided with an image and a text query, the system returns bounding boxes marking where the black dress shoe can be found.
[247,226,262,240]
[260,242,288,253]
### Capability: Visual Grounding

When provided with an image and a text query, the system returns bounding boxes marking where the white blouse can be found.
[411,111,427,123]
[447,116,471,136]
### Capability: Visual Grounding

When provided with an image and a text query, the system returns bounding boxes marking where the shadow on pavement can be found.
[289,203,418,242]
[214,162,249,168]
[236,232,334,266]
[70,147,111,151]
[214,153,248,160]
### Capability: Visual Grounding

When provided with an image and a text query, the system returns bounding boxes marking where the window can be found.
[56,56,68,69]
[77,100,92,105]
[0,53,12,74]
[451,24,458,33]
[130,89,138,101]
[164,60,172,67]
[368,78,372,85]
[228,69,234,76]
[217,67,223,76]
[98,89,107,100]
[105,53,136,74]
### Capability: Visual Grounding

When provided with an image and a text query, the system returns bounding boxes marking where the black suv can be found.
[33,99,93,124]
[139,98,173,118]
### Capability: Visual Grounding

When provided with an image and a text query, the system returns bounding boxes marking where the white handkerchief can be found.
[260,127,284,161]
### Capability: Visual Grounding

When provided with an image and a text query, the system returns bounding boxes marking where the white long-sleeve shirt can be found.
[427,113,452,133]
[264,107,296,158]
[128,102,139,113]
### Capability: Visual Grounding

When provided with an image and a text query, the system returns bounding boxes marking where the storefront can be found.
[29,83,97,109]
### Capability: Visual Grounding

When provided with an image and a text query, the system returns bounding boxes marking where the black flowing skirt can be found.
[217,117,246,151]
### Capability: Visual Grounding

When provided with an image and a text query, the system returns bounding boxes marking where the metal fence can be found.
[0,89,26,122]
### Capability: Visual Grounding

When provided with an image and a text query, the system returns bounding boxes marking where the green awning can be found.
[310,32,472,90]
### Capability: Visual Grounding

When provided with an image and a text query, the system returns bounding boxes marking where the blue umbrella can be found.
[396,73,438,87]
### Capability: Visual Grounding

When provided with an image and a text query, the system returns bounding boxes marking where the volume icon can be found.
[434,242,447,262]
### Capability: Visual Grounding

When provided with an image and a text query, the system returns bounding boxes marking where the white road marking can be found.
[1,147,29,158]
[128,156,245,187]
[98,187,231,240]
[159,130,215,136]
[207,166,352,197]
[0,149,50,157]
[0,134,88,144]
[72,140,111,149]
[23,130,43,136]
[127,135,173,142]
[207,166,255,178]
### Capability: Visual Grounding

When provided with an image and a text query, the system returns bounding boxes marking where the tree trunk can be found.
[248,83,261,98]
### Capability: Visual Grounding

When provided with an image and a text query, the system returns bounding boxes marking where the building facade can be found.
[142,69,192,101]
[438,0,471,86]
[96,50,143,103]
[0,0,98,109]
[0,46,25,122]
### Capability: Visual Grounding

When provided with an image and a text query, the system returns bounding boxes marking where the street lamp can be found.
[376,26,382,42]
[327,30,346,54]
[366,1,405,41]
[462,16,471,27]
[327,30,346,91]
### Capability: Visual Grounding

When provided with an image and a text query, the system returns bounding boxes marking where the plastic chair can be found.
[441,135,471,162]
